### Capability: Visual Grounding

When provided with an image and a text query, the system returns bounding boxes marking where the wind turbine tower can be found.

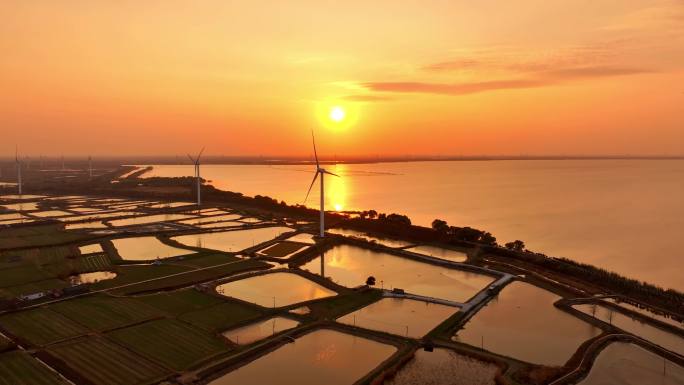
[187,148,205,206]
[305,132,339,237]
[15,146,22,195]
[88,156,92,179]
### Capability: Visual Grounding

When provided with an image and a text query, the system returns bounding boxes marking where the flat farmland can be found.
[0,265,53,288]
[0,351,68,385]
[74,253,111,272]
[135,289,224,315]
[49,295,163,331]
[0,308,88,347]
[109,259,270,295]
[179,301,263,332]
[108,318,229,371]
[90,264,194,291]
[47,336,168,385]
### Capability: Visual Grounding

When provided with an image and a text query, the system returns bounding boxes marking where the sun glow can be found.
[315,101,359,131]
[330,106,345,122]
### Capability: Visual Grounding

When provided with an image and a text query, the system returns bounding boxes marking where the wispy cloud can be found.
[344,94,395,102]
[362,79,546,95]
[362,65,652,96]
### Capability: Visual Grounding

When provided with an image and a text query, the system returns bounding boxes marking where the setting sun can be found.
[330,106,345,122]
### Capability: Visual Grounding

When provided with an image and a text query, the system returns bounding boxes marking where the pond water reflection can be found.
[302,245,494,303]
[216,272,336,308]
[222,317,299,345]
[111,236,192,261]
[574,303,684,356]
[579,342,684,385]
[337,298,457,338]
[209,329,396,385]
[172,227,293,252]
[454,282,601,366]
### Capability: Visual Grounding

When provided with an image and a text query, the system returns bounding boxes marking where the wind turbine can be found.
[187,147,205,206]
[304,132,339,237]
[88,155,92,179]
[15,146,22,195]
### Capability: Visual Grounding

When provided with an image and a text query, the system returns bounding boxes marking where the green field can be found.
[134,289,224,315]
[0,308,88,347]
[108,319,229,371]
[0,224,90,250]
[1,278,68,299]
[179,301,263,332]
[90,264,194,291]
[49,295,163,331]
[47,336,169,385]
[0,351,67,385]
[178,253,240,268]
[110,259,270,295]
[0,265,53,288]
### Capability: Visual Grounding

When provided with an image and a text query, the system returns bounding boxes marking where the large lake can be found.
[142,160,684,291]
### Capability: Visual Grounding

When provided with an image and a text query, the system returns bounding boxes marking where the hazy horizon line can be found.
[3,154,684,165]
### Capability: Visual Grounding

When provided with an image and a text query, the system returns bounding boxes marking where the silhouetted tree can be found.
[505,240,525,251]
[366,276,376,286]
[368,210,378,219]
[432,219,449,234]
[386,213,411,226]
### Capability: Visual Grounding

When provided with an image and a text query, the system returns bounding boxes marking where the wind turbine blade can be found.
[196,147,205,163]
[187,154,196,164]
[322,170,340,177]
[304,172,319,203]
[311,130,319,167]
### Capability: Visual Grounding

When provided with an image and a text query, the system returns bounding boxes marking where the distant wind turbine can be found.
[15,146,22,195]
[88,155,92,179]
[304,131,339,237]
[187,147,205,206]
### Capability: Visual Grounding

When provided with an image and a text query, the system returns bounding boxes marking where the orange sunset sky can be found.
[1,1,683,157]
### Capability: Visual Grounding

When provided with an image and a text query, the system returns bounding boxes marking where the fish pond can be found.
[111,236,192,261]
[215,272,336,308]
[385,348,500,385]
[574,303,684,356]
[222,316,300,345]
[454,282,602,366]
[337,298,457,338]
[405,245,468,263]
[172,226,293,253]
[578,342,684,385]
[301,245,494,303]
[208,329,396,385]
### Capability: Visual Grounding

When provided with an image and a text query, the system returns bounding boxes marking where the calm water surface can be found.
[171,226,293,252]
[574,303,684,355]
[337,298,457,338]
[328,228,414,248]
[455,281,602,366]
[209,329,396,385]
[222,316,299,345]
[144,160,684,291]
[302,244,494,303]
[111,236,191,260]
[579,342,684,385]
[405,245,468,263]
[215,272,336,307]
[385,348,498,385]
